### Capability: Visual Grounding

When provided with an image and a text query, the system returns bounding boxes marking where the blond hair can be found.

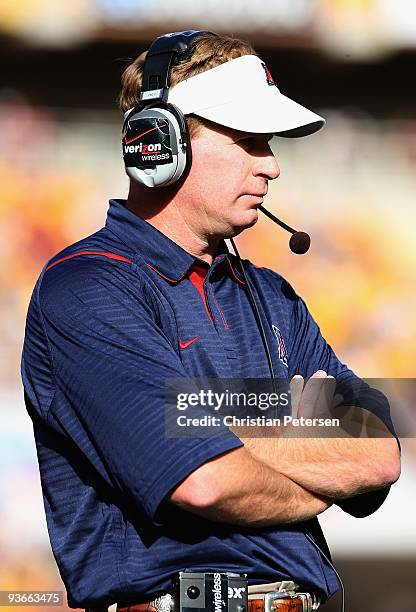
[118,32,256,137]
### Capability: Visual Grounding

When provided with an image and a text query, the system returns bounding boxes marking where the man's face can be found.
[178,121,280,240]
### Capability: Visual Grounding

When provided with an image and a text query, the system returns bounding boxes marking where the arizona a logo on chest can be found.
[272,324,288,368]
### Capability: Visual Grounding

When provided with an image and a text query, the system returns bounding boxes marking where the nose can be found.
[255,144,280,181]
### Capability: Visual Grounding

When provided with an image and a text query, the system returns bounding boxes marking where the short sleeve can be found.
[33,259,242,523]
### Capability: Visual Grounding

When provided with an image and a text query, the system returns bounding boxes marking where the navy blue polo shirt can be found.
[21,199,394,609]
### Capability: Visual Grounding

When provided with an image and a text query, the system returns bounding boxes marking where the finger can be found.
[298,371,327,417]
[312,370,327,378]
[289,375,304,416]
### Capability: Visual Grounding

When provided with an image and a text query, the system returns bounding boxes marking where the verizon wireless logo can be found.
[124,142,162,155]
[123,121,170,158]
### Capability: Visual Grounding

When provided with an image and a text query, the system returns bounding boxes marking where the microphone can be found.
[258,205,311,254]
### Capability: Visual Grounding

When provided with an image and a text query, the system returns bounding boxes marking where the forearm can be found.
[242,433,400,499]
[169,446,332,526]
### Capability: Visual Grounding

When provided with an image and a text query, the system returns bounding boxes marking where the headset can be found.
[122,30,211,188]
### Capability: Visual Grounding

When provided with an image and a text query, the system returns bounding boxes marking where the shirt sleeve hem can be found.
[142,436,244,523]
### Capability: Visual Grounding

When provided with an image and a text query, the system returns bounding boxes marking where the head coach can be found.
[21,30,400,612]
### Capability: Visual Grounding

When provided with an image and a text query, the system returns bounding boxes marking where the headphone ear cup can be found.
[122,105,190,188]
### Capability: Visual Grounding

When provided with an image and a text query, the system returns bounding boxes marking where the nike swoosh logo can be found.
[179,336,200,349]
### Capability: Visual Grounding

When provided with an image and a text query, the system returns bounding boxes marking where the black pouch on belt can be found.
[174,571,248,612]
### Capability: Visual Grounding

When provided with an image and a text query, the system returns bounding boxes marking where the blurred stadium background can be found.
[1,1,415,611]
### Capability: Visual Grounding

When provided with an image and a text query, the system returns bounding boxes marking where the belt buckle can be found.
[264,591,289,612]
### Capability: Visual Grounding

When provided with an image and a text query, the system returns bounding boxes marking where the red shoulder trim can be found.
[45,251,133,272]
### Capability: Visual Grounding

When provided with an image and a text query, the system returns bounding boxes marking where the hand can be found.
[289,371,388,438]
[289,370,337,420]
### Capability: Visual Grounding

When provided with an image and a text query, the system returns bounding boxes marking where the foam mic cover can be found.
[258,206,311,255]
[289,231,311,254]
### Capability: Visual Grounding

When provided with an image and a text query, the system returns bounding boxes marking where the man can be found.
[21,31,400,611]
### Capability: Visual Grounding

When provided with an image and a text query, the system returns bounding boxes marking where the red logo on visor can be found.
[261,62,276,86]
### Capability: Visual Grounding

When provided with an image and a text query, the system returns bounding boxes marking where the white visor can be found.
[168,55,325,137]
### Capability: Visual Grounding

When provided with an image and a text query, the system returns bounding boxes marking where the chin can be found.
[239,209,259,228]
[226,211,259,238]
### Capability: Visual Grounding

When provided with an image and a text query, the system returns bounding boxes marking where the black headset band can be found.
[140,30,212,102]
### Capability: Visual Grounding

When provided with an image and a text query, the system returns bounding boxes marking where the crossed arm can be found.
[169,371,401,526]
[241,370,401,500]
